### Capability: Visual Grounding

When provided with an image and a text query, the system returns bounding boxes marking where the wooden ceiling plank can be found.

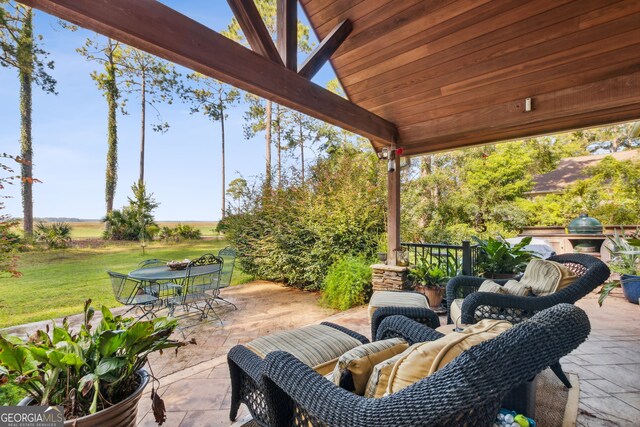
[338,0,536,81]
[226,0,283,65]
[298,19,352,79]
[347,0,622,100]
[359,12,640,113]
[313,0,416,38]
[401,105,640,155]
[395,54,640,126]
[21,0,398,145]
[277,0,297,70]
[332,0,480,70]
[399,71,640,143]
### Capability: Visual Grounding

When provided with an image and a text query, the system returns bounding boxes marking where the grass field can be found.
[64,221,219,239]
[0,239,252,328]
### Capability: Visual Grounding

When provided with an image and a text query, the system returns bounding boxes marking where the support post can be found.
[462,240,472,275]
[277,0,297,71]
[387,146,401,265]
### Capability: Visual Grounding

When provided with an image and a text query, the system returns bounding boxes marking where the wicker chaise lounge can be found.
[260,304,590,427]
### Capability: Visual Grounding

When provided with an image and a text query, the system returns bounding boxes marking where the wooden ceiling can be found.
[300,0,640,155]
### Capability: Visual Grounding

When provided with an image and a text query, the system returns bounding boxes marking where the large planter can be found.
[621,275,640,305]
[423,287,444,308]
[19,370,149,427]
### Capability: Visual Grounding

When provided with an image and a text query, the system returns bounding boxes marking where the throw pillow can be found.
[364,352,405,398]
[332,338,408,395]
[519,259,577,296]
[478,280,509,294]
[503,280,534,297]
[378,319,513,397]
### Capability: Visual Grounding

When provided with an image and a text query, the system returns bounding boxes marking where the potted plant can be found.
[408,257,453,307]
[599,230,640,305]
[472,236,535,279]
[0,300,187,426]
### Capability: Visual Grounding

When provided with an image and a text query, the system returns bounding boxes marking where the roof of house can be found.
[529,149,640,195]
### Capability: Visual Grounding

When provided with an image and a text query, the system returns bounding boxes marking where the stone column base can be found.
[371,264,411,292]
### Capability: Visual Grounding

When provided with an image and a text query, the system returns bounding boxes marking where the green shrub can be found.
[34,221,72,250]
[221,147,386,290]
[320,255,373,310]
[103,183,159,241]
[174,223,202,240]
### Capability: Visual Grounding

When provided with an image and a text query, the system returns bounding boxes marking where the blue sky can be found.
[0,1,336,221]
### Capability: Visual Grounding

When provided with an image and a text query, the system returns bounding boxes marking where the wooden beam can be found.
[299,19,352,80]
[277,0,297,71]
[387,146,401,265]
[226,0,283,65]
[21,0,397,145]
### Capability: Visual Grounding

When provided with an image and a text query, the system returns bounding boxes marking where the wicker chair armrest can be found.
[371,306,440,340]
[320,322,370,344]
[460,291,560,324]
[375,315,444,344]
[227,344,266,383]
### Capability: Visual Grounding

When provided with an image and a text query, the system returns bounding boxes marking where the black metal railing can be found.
[401,241,480,276]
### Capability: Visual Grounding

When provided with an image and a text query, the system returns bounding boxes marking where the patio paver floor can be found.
[3,280,636,426]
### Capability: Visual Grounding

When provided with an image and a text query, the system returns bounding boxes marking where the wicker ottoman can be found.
[227,322,369,425]
[368,291,441,339]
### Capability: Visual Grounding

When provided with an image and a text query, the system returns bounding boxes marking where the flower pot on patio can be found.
[19,370,149,427]
[621,275,640,305]
[423,287,444,308]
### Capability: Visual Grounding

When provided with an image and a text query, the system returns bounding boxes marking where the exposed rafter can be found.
[226,0,283,65]
[299,19,352,80]
[20,0,398,145]
[277,0,297,71]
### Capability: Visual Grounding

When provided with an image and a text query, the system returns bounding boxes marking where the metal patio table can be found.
[129,263,222,283]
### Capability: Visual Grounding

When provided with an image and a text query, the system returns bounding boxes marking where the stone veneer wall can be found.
[371,264,411,292]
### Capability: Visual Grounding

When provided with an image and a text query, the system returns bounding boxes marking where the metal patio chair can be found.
[216,246,238,309]
[137,258,182,300]
[166,253,223,322]
[107,270,160,320]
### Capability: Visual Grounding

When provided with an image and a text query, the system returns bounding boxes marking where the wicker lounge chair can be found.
[259,304,589,427]
[445,254,609,326]
[445,253,608,388]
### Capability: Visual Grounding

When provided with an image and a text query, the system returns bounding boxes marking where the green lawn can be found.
[0,240,251,328]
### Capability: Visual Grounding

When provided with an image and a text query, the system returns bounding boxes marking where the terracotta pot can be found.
[423,287,444,308]
[19,370,149,427]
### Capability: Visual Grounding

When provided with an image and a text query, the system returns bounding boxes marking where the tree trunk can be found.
[220,98,226,218]
[276,104,282,188]
[299,121,305,184]
[264,100,272,190]
[105,39,118,217]
[139,72,146,185]
[18,7,34,238]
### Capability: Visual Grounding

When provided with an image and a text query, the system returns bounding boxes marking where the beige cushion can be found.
[478,280,509,294]
[332,338,408,395]
[380,320,512,397]
[518,259,578,296]
[245,324,363,375]
[503,280,534,297]
[368,291,429,319]
[449,298,464,326]
[548,261,578,292]
[364,352,405,398]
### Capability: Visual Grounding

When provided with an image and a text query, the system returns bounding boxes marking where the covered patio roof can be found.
[20,0,640,156]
